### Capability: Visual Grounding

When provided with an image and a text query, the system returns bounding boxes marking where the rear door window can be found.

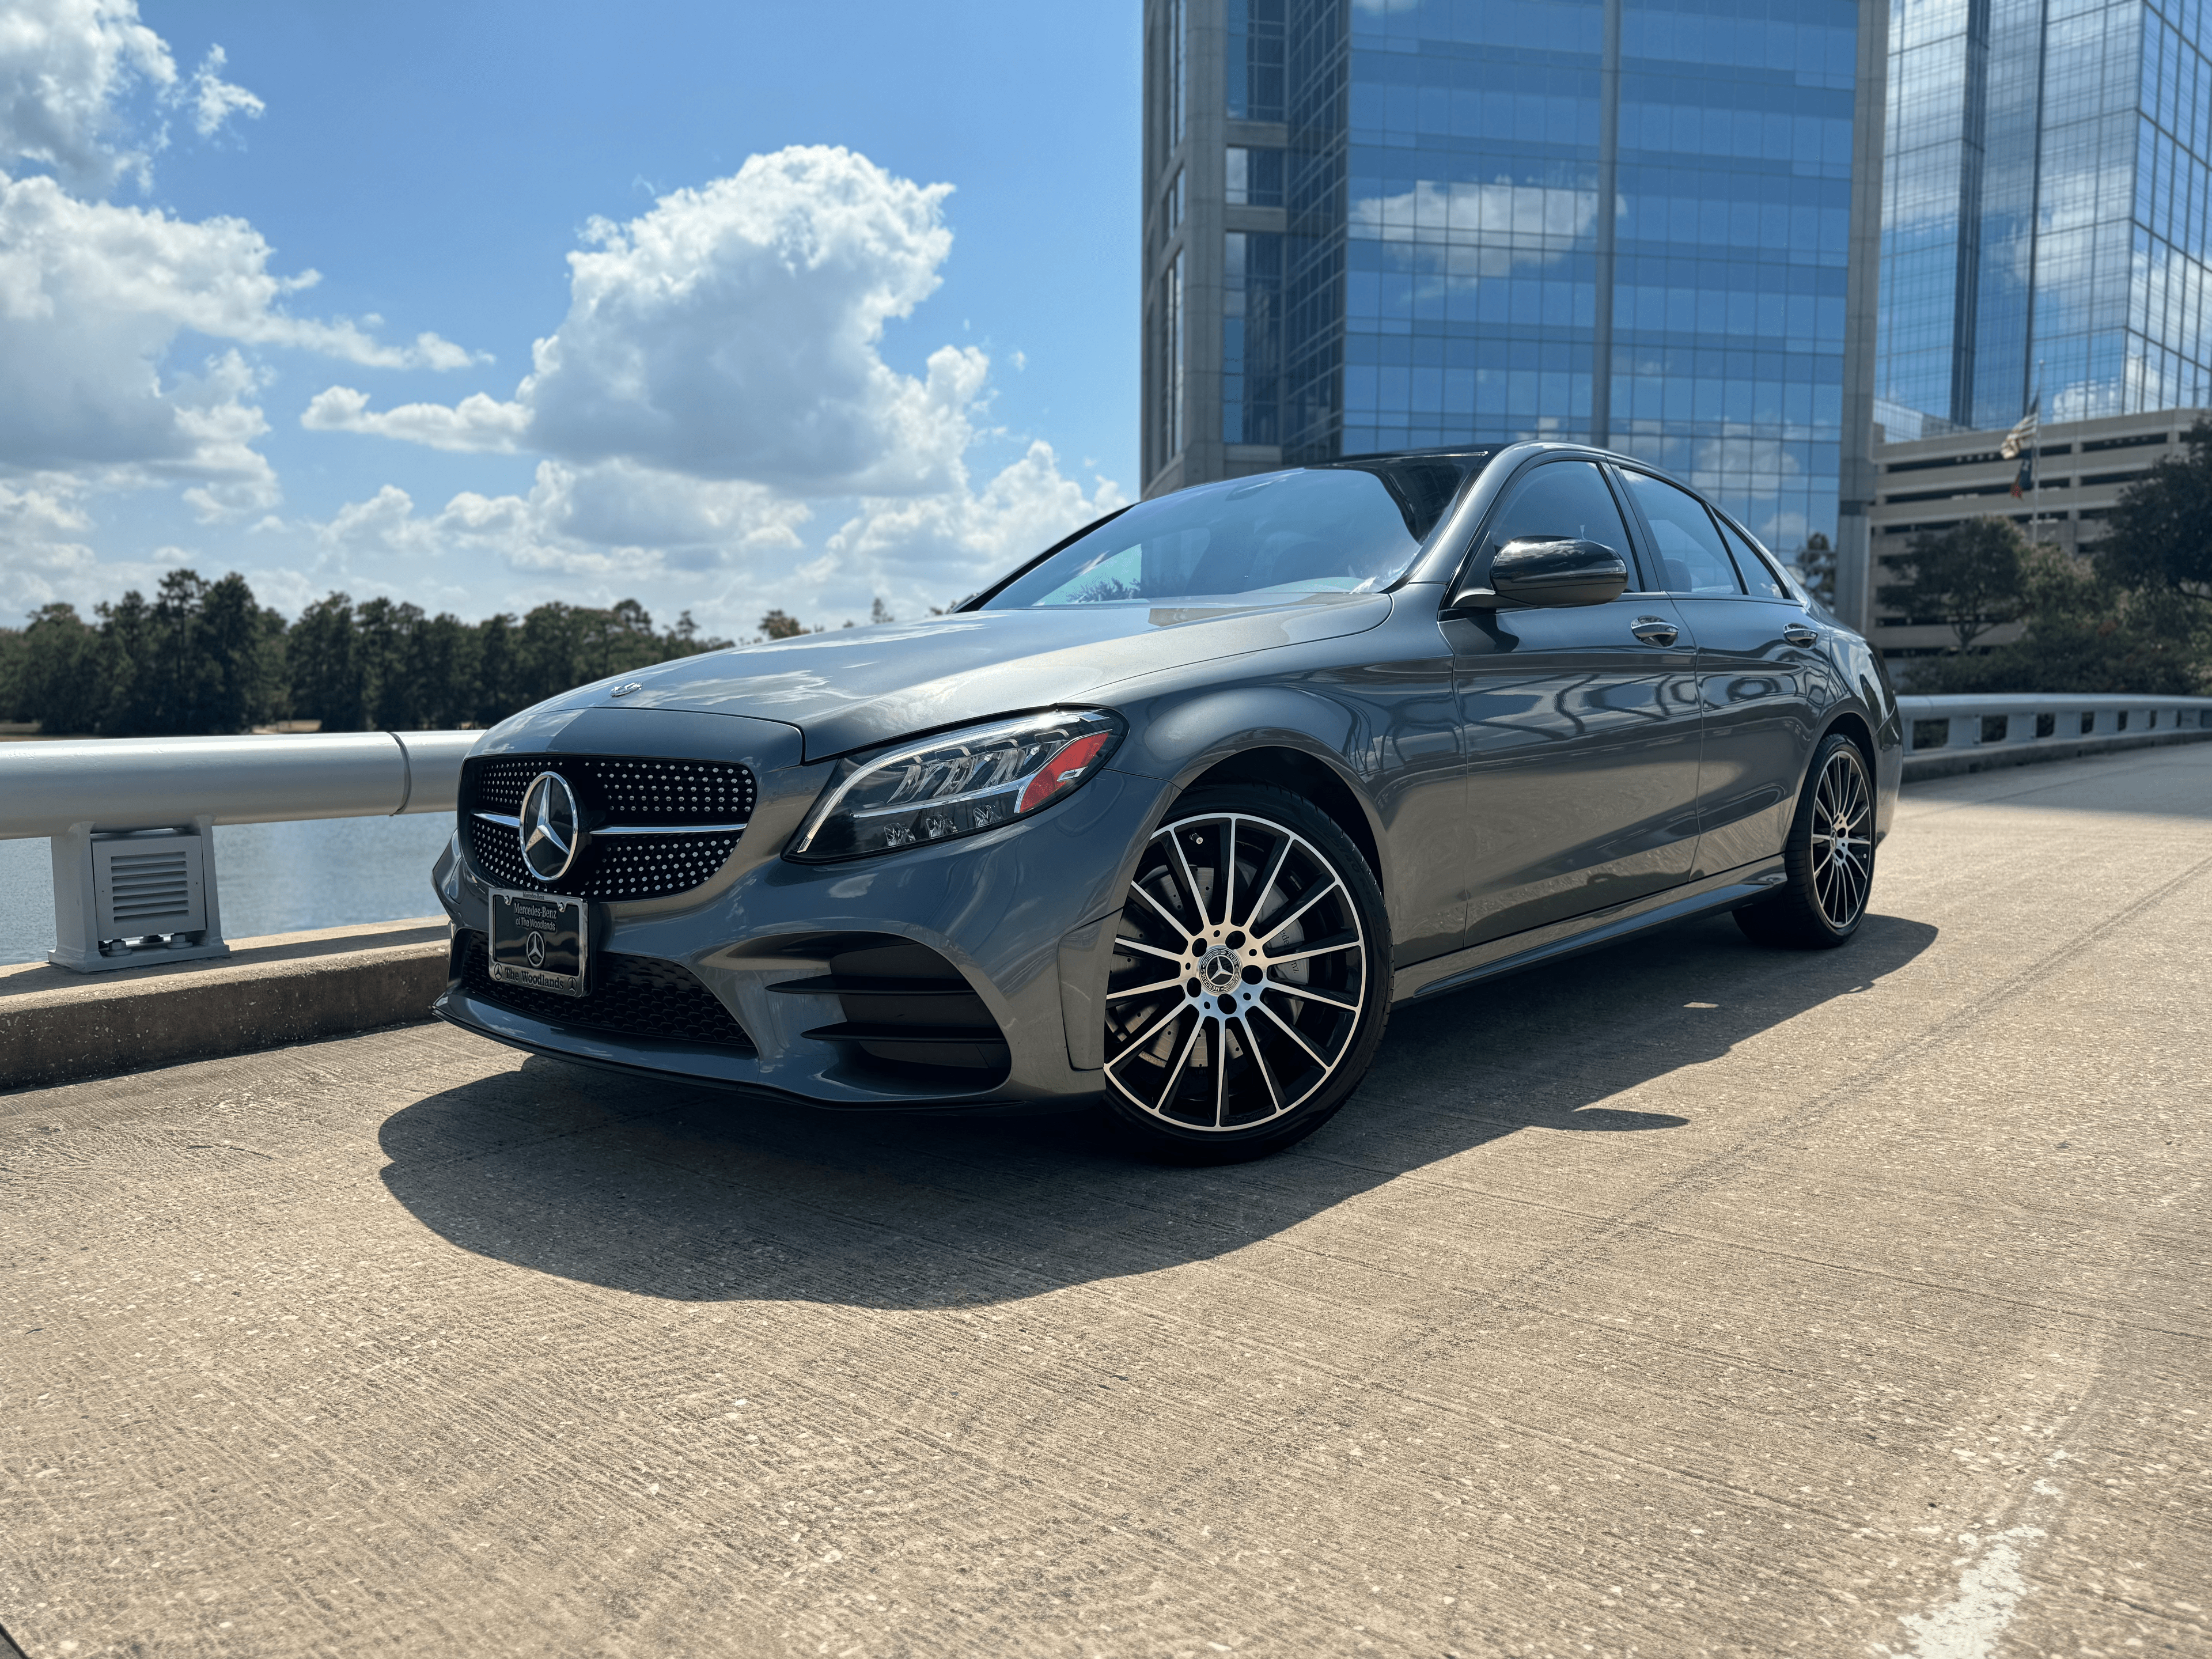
[1717,518,1790,600]
[1620,471,1743,597]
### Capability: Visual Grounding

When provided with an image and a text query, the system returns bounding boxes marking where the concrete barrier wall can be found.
[0,918,449,1093]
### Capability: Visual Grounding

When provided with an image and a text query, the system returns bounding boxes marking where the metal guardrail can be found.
[0,730,475,972]
[1897,692,2212,756]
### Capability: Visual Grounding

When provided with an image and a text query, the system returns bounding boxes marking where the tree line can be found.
[1878,419,2212,693]
[0,574,840,736]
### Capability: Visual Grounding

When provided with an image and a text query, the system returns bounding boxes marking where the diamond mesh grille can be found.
[459,753,755,901]
[457,931,754,1050]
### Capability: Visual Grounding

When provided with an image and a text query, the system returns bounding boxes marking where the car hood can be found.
[542,594,1395,762]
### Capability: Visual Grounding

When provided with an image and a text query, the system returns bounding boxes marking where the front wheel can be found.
[1735,732,1875,949]
[1100,785,1391,1163]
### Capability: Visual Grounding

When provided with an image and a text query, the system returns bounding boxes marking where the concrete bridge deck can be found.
[3,747,2208,1658]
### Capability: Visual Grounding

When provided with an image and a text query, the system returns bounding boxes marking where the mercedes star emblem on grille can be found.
[518,771,585,881]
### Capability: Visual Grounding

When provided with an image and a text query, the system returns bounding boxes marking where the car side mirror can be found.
[1451,537,1630,610]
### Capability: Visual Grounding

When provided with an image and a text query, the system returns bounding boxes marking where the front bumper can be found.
[433,715,1167,1108]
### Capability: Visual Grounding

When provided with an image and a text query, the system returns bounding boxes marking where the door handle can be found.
[1782,623,1819,646]
[1630,616,1679,647]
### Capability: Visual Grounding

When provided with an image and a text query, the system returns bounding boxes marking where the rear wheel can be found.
[1735,732,1874,949]
[1100,785,1390,1162]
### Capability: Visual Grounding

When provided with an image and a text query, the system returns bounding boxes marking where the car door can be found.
[1441,456,1705,946]
[1613,467,1824,876]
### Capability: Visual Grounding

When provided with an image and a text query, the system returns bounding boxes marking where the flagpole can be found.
[2031,363,2043,549]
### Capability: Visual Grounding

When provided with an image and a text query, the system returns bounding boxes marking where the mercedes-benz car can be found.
[430,442,1899,1160]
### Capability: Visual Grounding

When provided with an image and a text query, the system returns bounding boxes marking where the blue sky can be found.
[0,1,1139,633]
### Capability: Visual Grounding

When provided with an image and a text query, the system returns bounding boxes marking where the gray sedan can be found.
[431,442,1900,1160]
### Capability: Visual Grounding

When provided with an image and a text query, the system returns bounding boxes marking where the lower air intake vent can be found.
[457,931,754,1051]
[771,937,1009,1084]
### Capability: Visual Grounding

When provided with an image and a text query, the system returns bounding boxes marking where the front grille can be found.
[465,817,743,901]
[457,932,754,1050]
[460,753,756,902]
[471,756,755,825]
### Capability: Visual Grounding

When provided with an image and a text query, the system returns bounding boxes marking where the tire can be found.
[1099,783,1392,1164]
[1734,732,1876,949]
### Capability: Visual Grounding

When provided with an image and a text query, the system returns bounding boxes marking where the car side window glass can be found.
[1479,461,1637,584]
[1620,471,1743,596]
[1718,518,1790,599]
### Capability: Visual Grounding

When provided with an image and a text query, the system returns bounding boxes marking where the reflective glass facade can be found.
[1144,0,1883,585]
[1878,0,2212,437]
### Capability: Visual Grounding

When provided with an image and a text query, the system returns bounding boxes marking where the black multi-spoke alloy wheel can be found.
[1100,785,1391,1162]
[1735,732,1875,949]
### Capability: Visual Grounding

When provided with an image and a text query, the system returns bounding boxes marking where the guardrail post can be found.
[1948,714,1980,750]
[47,816,230,972]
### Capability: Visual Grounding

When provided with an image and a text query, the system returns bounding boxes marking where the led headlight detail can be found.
[787,709,1124,862]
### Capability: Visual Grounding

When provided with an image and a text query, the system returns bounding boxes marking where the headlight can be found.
[787,708,1124,862]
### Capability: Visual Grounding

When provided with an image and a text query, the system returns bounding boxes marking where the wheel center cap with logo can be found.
[1198,945,1240,993]
[518,771,585,881]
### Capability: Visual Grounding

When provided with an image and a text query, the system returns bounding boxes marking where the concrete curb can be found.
[1900,725,2212,783]
[0,917,449,1093]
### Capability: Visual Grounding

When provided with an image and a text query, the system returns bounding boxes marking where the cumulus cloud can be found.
[0,0,174,192]
[302,385,529,452]
[824,440,1127,600]
[0,475,99,613]
[0,1,264,193]
[293,144,1127,623]
[0,169,478,509]
[312,146,991,496]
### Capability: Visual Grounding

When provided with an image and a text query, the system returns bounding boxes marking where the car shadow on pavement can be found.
[377,910,1937,1310]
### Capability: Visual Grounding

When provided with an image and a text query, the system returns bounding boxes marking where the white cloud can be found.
[0,475,98,614]
[314,146,988,496]
[187,45,260,138]
[0,169,478,509]
[825,440,1126,603]
[291,144,1127,623]
[0,0,174,192]
[1351,178,1604,289]
[302,385,529,452]
[0,3,265,194]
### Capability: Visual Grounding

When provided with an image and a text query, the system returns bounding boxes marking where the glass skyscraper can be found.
[1878,0,2212,438]
[1142,0,1888,623]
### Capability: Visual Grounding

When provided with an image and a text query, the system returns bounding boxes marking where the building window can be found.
[1168,166,1184,232]
[1226,146,1283,208]
[1226,0,1285,122]
[1224,232,1283,445]
[1164,249,1185,457]
[1169,0,1187,150]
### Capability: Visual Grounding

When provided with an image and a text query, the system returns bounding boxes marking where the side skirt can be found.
[1391,858,1787,1005]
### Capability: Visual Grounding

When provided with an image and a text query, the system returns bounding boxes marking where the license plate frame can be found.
[488,889,588,998]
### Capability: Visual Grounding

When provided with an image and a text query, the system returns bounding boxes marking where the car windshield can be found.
[981,456,1487,609]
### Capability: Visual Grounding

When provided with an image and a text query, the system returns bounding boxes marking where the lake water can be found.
[0,815,456,966]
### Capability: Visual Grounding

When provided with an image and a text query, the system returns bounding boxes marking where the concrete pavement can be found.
[2,746,2208,1657]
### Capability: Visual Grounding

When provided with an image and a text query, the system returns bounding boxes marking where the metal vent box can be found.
[93,832,207,937]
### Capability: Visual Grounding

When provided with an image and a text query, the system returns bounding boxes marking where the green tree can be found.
[474,612,518,726]
[1878,516,2028,653]
[195,573,285,732]
[1908,544,2211,695]
[2097,416,2212,609]
[516,602,590,704]
[15,604,105,733]
[288,593,365,732]
[407,612,480,728]
[1794,532,1835,608]
[759,609,805,639]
